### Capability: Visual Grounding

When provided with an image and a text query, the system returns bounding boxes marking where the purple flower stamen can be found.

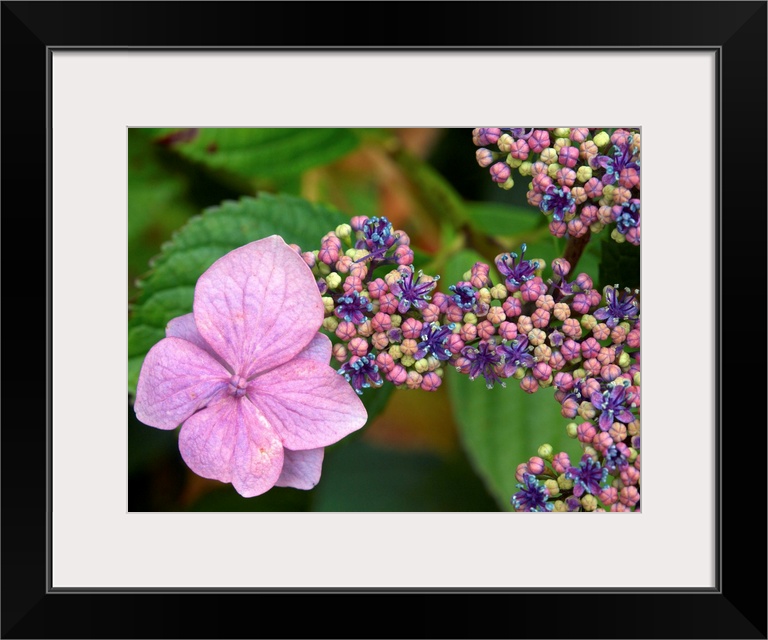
[448,283,477,310]
[334,290,373,325]
[496,244,539,289]
[540,186,576,222]
[566,455,608,498]
[593,286,639,328]
[338,354,383,395]
[592,141,640,186]
[389,266,439,314]
[461,341,504,389]
[590,381,635,431]
[498,337,535,372]
[414,322,455,361]
[511,473,553,512]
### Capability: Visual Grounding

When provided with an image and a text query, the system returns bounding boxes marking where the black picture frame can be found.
[2,1,765,638]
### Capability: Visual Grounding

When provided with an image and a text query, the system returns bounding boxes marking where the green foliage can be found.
[128,193,347,395]
[155,127,361,180]
[599,237,641,291]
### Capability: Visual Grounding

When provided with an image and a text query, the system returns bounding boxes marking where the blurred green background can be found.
[128,128,602,512]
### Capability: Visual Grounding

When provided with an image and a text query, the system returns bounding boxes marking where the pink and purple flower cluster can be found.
[473,127,641,245]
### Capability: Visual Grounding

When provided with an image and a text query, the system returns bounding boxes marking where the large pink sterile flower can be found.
[133,235,368,497]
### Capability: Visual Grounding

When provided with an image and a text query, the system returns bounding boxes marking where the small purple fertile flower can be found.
[414,322,455,361]
[473,127,501,146]
[590,382,636,431]
[566,454,609,498]
[134,236,367,497]
[592,142,640,186]
[603,444,630,471]
[593,286,639,328]
[448,282,477,310]
[495,244,539,291]
[389,266,439,314]
[511,473,553,512]
[338,354,383,395]
[540,185,576,222]
[461,341,504,389]
[509,127,535,140]
[498,336,535,375]
[334,290,373,325]
[360,216,396,251]
[612,199,641,236]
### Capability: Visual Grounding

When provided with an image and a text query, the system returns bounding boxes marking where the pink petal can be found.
[276,448,324,490]
[295,331,333,364]
[192,236,324,379]
[247,357,367,450]
[166,313,232,372]
[134,337,230,430]
[178,395,284,498]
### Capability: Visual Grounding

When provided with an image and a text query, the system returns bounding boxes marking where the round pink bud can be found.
[597,205,614,224]
[533,344,551,362]
[612,187,632,205]
[555,168,576,188]
[577,422,597,444]
[394,245,414,266]
[502,296,522,318]
[509,139,530,160]
[371,332,389,351]
[561,318,582,339]
[551,303,570,322]
[520,375,539,394]
[570,186,587,204]
[432,291,450,312]
[446,334,465,355]
[548,219,568,238]
[486,306,506,325]
[332,343,348,362]
[376,351,395,374]
[497,321,517,341]
[453,355,472,374]
[459,323,477,342]
[611,129,632,146]
[528,129,550,153]
[566,218,588,238]
[527,456,546,475]
[350,216,369,232]
[618,167,640,190]
[581,337,600,359]
[489,161,511,183]
[520,280,545,302]
[561,396,579,418]
[593,431,614,454]
[552,452,572,475]
[475,147,494,167]
[583,177,603,200]
[357,320,373,337]
[472,127,501,146]
[299,251,315,268]
[610,503,632,512]
[579,140,599,161]
[335,255,354,274]
[367,278,388,300]
[371,312,392,333]
[394,230,410,246]
[627,329,641,349]
[596,346,615,366]
[598,486,619,505]
[420,371,442,392]
[626,226,640,245]
[532,172,553,193]
[477,320,495,340]
[570,293,590,315]
[400,338,418,356]
[619,486,640,507]
[387,364,407,385]
[421,303,440,324]
[535,295,554,312]
[583,358,601,376]
[620,465,641,487]
[570,128,590,143]
[288,243,302,254]
[348,337,369,357]
[515,463,529,483]
[335,321,357,341]
[516,315,534,335]
[548,350,566,371]
[343,275,363,294]
[531,308,550,329]
[561,339,581,362]
[526,190,543,207]
[528,328,547,346]
[578,205,598,227]
[530,160,548,176]
[532,362,552,381]
[318,244,340,265]
[405,370,423,390]
[378,292,398,314]
[445,304,464,324]
[601,364,622,381]
[592,323,610,341]
[609,422,628,444]
[558,145,580,168]
[553,372,575,392]
[610,325,628,345]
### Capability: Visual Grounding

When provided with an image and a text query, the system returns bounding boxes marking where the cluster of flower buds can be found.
[472,127,641,245]
[511,414,641,513]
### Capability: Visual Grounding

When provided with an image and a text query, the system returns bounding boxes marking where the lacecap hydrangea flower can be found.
[133,235,368,497]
